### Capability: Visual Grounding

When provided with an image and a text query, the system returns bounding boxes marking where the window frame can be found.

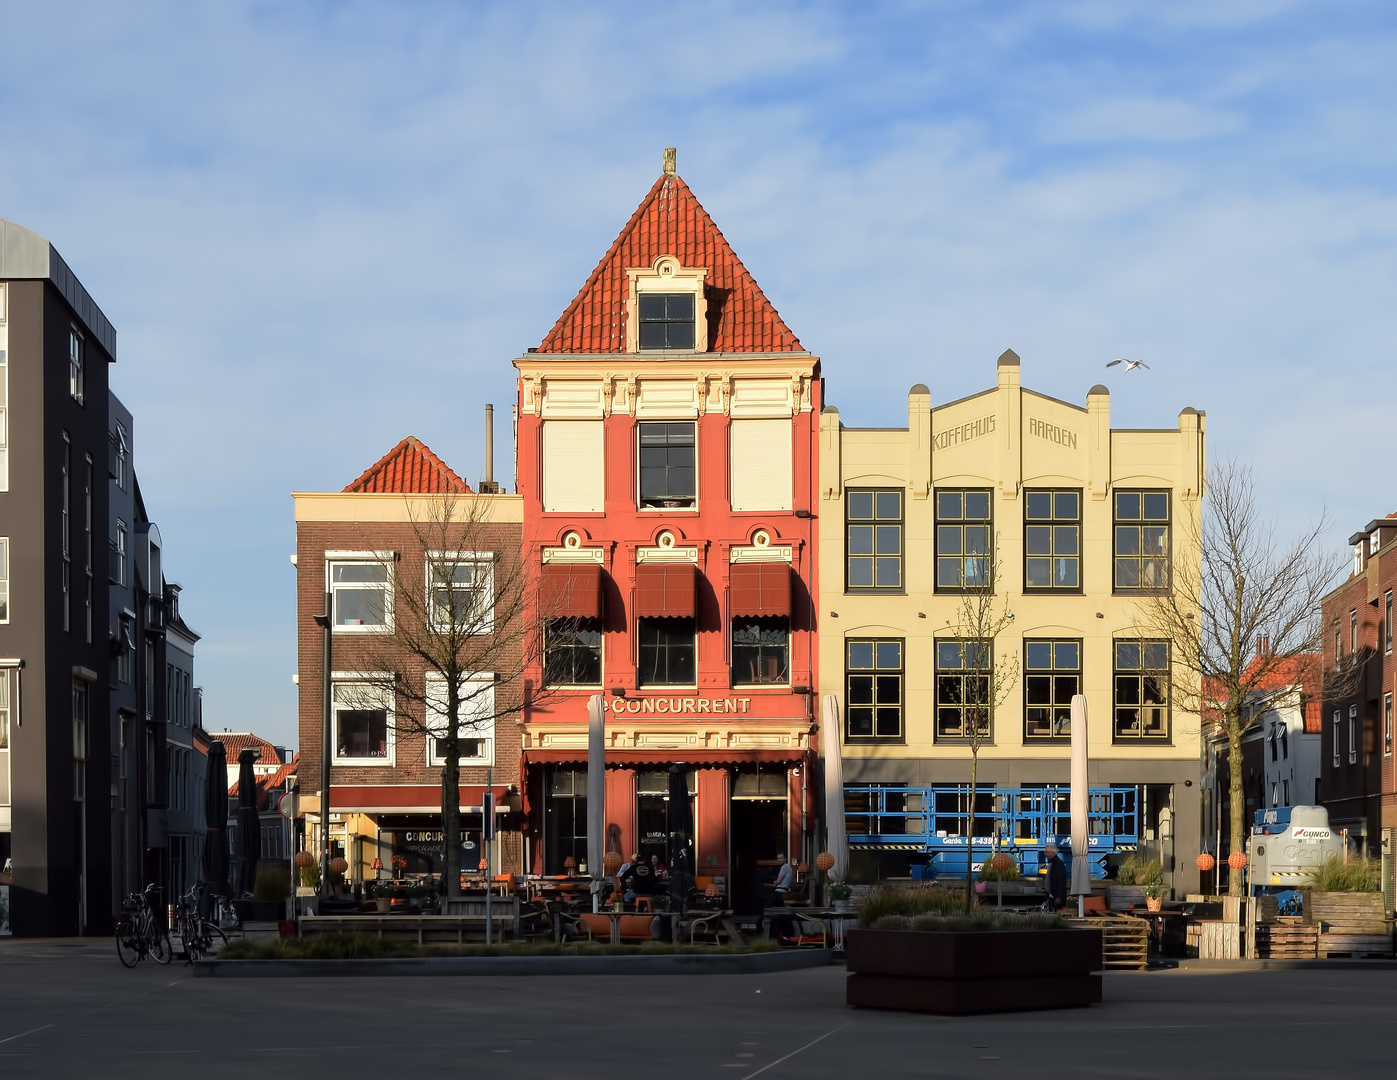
[326,552,394,634]
[425,671,495,767]
[543,617,604,687]
[1386,693,1393,758]
[1332,709,1341,767]
[844,637,905,743]
[1350,610,1358,654]
[845,488,904,593]
[0,536,8,624]
[636,292,697,351]
[426,551,493,635]
[1023,638,1082,742]
[1023,489,1082,593]
[731,616,791,687]
[1112,639,1171,743]
[331,675,395,766]
[934,638,992,742]
[1386,592,1393,655]
[1349,703,1359,765]
[637,616,697,688]
[636,421,697,509]
[1112,489,1171,593]
[935,488,994,593]
[69,328,84,405]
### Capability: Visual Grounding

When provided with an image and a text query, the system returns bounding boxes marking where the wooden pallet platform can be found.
[1068,914,1148,971]
[1319,932,1394,959]
[1256,920,1317,960]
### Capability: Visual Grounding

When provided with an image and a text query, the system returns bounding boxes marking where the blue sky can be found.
[3,1,1395,748]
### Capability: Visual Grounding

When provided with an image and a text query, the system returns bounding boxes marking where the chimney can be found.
[479,404,500,494]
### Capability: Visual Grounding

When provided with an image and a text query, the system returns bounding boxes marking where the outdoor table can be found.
[797,909,860,950]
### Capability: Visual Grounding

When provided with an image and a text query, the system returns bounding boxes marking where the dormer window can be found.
[638,294,695,350]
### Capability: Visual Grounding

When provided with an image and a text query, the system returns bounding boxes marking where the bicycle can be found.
[172,885,230,963]
[115,884,172,968]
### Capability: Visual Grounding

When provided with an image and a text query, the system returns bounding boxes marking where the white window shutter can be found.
[543,421,605,512]
[730,419,792,511]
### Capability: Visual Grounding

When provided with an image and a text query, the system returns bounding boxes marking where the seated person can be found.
[625,857,656,903]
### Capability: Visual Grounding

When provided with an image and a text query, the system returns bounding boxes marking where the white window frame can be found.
[331,674,395,766]
[115,421,129,491]
[114,520,127,586]
[1349,704,1359,765]
[326,551,394,634]
[0,537,8,624]
[69,327,84,405]
[425,672,495,767]
[427,551,494,635]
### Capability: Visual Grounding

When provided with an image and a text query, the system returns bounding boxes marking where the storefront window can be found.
[546,767,588,875]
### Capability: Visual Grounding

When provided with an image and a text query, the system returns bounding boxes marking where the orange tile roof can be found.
[216,732,283,768]
[538,172,802,355]
[344,437,471,494]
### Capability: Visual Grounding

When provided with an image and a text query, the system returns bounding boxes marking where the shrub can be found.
[214,933,779,961]
[1115,856,1161,888]
[857,885,967,927]
[978,856,1020,882]
[870,912,1069,932]
[1305,855,1381,892]
[253,862,290,902]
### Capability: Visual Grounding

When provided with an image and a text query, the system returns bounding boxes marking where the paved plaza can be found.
[1,940,1394,1078]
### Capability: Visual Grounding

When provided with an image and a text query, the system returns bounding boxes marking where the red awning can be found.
[633,562,696,618]
[541,562,604,619]
[522,747,807,767]
[729,562,791,617]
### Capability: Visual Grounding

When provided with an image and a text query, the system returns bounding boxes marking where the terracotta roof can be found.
[538,173,802,355]
[1304,700,1323,734]
[344,437,471,495]
[1201,652,1322,729]
[229,752,299,811]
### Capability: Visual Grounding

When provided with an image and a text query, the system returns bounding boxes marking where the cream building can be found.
[818,350,1204,895]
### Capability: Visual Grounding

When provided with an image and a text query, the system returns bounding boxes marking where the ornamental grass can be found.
[215,932,777,961]
[1304,855,1382,893]
[868,912,1070,933]
[856,885,968,927]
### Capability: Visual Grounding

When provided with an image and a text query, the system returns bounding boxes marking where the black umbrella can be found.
[236,748,262,898]
[666,765,695,909]
[203,741,229,897]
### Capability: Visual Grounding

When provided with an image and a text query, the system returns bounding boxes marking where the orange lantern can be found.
[603,851,623,876]
[1227,851,1247,871]
[371,857,384,872]
[478,858,489,871]
[329,857,349,875]
[815,852,835,872]
[1196,852,1215,872]
[293,850,314,868]
[990,852,1014,872]
[705,883,723,899]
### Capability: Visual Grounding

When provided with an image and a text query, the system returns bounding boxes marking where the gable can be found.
[344,437,471,494]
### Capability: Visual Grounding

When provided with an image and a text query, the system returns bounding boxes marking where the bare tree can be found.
[342,492,545,900]
[944,541,1020,910]
[1135,461,1340,895]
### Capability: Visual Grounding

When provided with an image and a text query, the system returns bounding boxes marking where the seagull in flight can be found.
[1107,358,1150,372]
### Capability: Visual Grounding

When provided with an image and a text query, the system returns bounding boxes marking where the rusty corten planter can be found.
[845,928,1103,1016]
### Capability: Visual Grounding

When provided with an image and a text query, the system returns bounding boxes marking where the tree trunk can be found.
[442,689,462,900]
[1227,716,1245,898]
[965,748,978,912]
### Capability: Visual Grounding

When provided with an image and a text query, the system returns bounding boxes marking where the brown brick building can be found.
[1321,514,1397,903]
[293,437,524,884]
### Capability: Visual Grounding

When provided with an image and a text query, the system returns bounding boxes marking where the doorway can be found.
[730,799,786,915]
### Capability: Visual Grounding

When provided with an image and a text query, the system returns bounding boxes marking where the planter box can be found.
[1107,885,1146,911]
[1304,891,1388,934]
[845,928,1102,1016]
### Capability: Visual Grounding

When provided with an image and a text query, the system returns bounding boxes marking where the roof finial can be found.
[663,147,677,176]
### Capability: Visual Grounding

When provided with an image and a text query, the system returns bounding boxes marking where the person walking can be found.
[1043,844,1067,910]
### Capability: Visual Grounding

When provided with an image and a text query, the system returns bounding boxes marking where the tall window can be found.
[61,433,70,632]
[425,673,494,765]
[638,618,696,685]
[1386,694,1393,757]
[112,421,129,490]
[1025,639,1081,740]
[84,455,93,643]
[0,537,8,623]
[111,520,127,585]
[935,639,990,739]
[638,422,696,508]
[428,556,491,633]
[637,293,695,350]
[1335,628,1342,664]
[72,680,88,802]
[846,639,903,742]
[328,559,391,631]
[1349,703,1359,765]
[116,615,134,683]
[0,325,8,492]
[846,490,903,590]
[0,671,9,754]
[1332,709,1340,767]
[936,489,992,589]
[333,680,391,762]
[1113,490,1170,590]
[1113,640,1170,741]
[69,329,84,404]
[546,767,588,875]
[1387,592,1393,654]
[1024,490,1080,590]
[544,619,603,686]
[1350,610,1358,654]
[732,618,789,685]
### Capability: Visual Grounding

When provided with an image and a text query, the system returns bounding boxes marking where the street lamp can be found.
[313,596,332,901]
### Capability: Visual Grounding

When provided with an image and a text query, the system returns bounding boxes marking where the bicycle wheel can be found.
[202,921,230,956]
[116,921,142,968]
[150,927,173,965]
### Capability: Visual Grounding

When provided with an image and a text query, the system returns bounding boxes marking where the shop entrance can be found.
[636,770,695,869]
[730,797,787,915]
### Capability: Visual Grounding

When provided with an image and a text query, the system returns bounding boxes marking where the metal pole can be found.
[316,595,333,901]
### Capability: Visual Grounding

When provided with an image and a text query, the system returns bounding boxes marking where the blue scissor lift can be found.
[844,785,1141,879]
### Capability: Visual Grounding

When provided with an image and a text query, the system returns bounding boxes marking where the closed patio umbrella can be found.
[203,741,229,897]
[821,696,848,885]
[236,748,262,898]
[586,694,605,911]
[666,764,694,908]
[1069,694,1091,908]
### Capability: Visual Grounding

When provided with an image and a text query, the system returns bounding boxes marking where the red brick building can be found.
[1321,515,1397,895]
[294,437,523,882]
[514,155,821,912]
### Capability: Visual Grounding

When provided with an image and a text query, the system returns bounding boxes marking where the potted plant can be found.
[372,881,395,913]
[1108,856,1158,910]
[846,886,1102,1016]
[829,882,852,912]
[1143,877,1166,913]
